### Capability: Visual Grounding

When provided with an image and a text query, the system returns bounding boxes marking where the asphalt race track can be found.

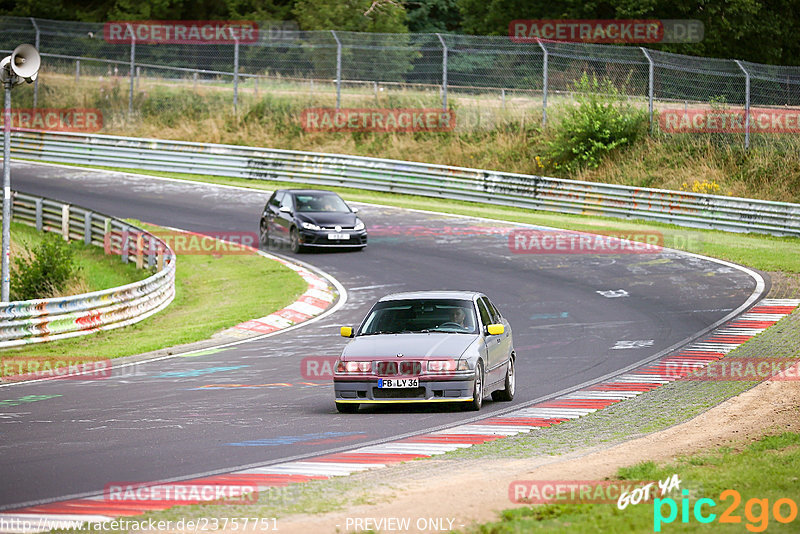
[0,162,763,509]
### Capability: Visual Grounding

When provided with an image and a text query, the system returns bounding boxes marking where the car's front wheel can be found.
[259,220,270,248]
[492,356,515,402]
[290,227,302,253]
[336,402,359,413]
[464,361,484,411]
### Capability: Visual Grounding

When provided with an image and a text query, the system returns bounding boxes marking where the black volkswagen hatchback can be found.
[259,189,367,253]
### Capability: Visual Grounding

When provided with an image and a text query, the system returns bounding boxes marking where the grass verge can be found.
[0,222,307,361]
[473,432,800,533]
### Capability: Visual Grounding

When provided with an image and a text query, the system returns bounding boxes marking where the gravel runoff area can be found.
[194,271,800,534]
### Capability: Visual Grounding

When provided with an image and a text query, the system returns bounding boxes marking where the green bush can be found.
[11,233,79,301]
[548,73,648,172]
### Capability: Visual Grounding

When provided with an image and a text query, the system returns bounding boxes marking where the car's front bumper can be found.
[299,229,367,247]
[333,376,475,403]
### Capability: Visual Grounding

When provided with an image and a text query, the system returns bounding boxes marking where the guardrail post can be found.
[147,236,156,268]
[30,17,40,109]
[120,224,129,263]
[233,38,240,114]
[536,39,548,126]
[35,198,43,231]
[83,211,92,245]
[135,232,144,269]
[436,33,448,111]
[735,60,751,150]
[640,47,654,131]
[61,204,70,241]
[103,218,111,254]
[126,23,136,117]
[331,30,342,110]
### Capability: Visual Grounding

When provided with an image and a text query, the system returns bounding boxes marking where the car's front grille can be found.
[374,361,422,376]
[373,387,426,399]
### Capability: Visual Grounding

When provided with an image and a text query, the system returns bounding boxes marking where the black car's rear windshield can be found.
[294,193,351,213]
[359,299,478,335]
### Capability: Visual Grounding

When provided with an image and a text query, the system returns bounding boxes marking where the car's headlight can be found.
[335,360,372,373]
[353,219,365,231]
[301,222,321,231]
[427,359,469,372]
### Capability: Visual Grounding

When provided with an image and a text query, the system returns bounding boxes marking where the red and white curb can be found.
[2,299,797,531]
[222,252,336,337]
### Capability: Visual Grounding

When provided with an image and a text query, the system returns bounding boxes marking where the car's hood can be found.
[297,212,357,227]
[342,333,479,360]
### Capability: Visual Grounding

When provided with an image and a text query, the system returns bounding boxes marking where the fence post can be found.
[331,30,341,110]
[536,39,548,126]
[30,17,40,109]
[35,198,43,231]
[75,59,80,82]
[735,60,751,150]
[61,204,70,241]
[640,47,654,131]
[126,24,136,117]
[233,38,240,114]
[436,33,448,110]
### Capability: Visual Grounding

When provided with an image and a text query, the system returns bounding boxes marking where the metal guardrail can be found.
[0,190,176,348]
[6,130,800,237]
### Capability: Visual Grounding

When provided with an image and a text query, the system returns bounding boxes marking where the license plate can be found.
[328,233,350,240]
[378,378,419,388]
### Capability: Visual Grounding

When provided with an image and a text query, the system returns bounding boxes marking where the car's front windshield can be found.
[359,299,478,335]
[294,193,351,213]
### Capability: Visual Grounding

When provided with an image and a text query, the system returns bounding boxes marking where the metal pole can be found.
[2,81,12,301]
[127,24,135,117]
[640,47,654,131]
[735,60,750,150]
[30,18,40,109]
[75,59,80,82]
[436,33,447,110]
[331,30,341,110]
[233,38,239,113]
[536,39,548,126]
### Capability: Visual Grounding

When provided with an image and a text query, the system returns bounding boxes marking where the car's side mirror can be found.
[486,324,504,336]
[340,326,354,338]
[279,206,292,214]
[351,207,359,214]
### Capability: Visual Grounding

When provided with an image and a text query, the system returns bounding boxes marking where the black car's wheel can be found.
[289,227,302,253]
[464,361,484,411]
[259,220,270,248]
[336,402,359,413]
[492,356,515,402]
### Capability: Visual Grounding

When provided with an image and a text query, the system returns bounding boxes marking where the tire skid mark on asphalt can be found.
[3,299,797,530]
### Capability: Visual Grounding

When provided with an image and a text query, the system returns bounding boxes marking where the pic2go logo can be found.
[654,489,798,532]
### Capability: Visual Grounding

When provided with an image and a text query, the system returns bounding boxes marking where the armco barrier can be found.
[6,130,800,236]
[0,190,175,348]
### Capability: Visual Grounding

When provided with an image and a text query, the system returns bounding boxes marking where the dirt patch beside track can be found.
[271,374,799,534]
